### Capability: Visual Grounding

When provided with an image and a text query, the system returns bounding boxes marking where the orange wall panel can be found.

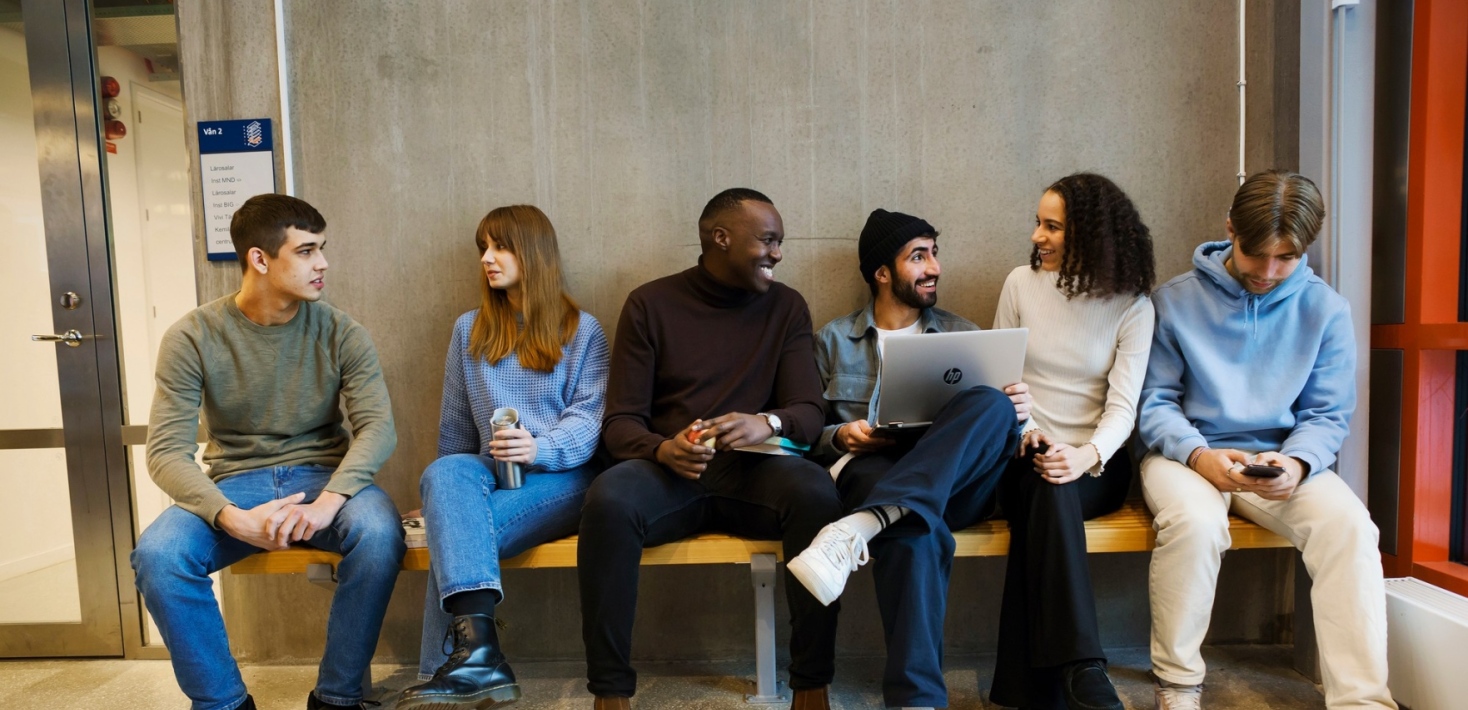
[1407,0,1467,324]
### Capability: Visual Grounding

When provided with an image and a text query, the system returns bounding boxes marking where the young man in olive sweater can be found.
[578,188,841,710]
[132,194,404,710]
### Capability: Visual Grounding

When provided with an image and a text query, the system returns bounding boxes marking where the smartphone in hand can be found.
[1240,464,1285,479]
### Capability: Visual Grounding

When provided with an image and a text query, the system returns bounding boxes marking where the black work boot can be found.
[1060,659,1124,710]
[397,614,521,709]
[237,696,257,710]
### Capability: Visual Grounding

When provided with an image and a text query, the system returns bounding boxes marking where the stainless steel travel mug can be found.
[490,407,524,489]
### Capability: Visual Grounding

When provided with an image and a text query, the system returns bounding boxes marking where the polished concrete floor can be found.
[0,645,1322,709]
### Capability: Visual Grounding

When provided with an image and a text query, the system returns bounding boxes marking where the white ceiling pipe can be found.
[274,0,295,196]
[1238,0,1247,185]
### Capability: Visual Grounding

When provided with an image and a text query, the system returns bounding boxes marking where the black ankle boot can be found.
[305,691,377,709]
[1061,659,1123,710]
[397,614,521,710]
[238,696,256,710]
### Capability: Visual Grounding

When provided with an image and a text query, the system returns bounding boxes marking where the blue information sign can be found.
[197,118,277,261]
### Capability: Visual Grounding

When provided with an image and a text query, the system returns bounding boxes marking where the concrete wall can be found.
[177,0,1301,665]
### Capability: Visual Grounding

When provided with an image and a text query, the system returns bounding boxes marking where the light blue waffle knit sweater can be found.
[437,309,609,472]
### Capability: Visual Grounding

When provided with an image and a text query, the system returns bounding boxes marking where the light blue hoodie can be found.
[1139,241,1355,475]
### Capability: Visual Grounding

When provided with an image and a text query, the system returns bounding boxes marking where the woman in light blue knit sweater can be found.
[399,205,608,710]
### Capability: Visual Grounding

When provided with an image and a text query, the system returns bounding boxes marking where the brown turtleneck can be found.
[601,261,826,462]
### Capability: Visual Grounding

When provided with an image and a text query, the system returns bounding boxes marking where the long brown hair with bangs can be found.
[469,205,581,372]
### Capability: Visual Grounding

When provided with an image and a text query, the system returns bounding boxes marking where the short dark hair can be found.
[1229,170,1325,255]
[229,193,326,270]
[1037,173,1154,299]
[699,187,773,227]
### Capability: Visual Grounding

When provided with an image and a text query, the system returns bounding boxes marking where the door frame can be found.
[4,0,152,659]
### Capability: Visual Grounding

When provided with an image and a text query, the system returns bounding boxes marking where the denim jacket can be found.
[811,302,978,462]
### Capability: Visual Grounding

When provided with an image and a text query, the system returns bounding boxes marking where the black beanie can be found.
[859,209,937,284]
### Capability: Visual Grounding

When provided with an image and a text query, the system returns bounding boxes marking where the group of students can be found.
[130,168,1394,710]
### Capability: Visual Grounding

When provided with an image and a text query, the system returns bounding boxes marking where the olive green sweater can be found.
[145,294,396,526]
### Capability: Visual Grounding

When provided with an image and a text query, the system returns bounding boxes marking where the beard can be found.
[892,276,937,310]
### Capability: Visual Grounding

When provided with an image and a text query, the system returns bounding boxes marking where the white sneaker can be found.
[1155,681,1202,710]
[786,522,870,606]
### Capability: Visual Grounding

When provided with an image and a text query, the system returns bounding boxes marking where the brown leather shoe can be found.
[791,686,830,710]
[593,696,630,710]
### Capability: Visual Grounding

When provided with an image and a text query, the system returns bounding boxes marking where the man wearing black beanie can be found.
[857,208,941,287]
[788,208,1033,710]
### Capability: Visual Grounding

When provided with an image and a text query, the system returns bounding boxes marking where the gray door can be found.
[0,0,147,657]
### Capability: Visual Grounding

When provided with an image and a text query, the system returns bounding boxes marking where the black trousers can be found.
[988,448,1133,709]
[577,452,843,698]
[836,385,1022,708]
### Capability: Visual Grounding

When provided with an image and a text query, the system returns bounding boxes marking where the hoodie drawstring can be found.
[1246,294,1259,338]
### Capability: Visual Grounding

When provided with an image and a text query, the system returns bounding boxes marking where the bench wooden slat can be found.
[950,502,1292,556]
[412,533,785,572]
[229,500,1290,575]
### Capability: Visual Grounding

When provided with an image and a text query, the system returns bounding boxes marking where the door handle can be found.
[31,329,86,347]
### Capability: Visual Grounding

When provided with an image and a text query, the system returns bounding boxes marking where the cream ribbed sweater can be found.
[993,266,1154,467]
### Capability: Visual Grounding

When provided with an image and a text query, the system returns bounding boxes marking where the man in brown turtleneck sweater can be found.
[578,188,840,710]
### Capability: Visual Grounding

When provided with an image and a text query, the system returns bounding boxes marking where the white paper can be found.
[200,150,276,259]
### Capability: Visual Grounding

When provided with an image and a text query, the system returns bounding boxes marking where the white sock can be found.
[841,505,906,542]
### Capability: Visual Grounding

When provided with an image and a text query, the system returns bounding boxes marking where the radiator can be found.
[1385,577,1468,709]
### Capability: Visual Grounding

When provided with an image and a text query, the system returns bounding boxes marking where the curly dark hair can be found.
[1031,172,1155,299]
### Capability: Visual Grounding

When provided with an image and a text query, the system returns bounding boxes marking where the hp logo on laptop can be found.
[943,368,963,385]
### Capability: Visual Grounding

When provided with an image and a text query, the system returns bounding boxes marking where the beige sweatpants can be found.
[1141,452,1396,709]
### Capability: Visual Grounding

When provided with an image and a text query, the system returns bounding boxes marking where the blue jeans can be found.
[839,386,1021,709]
[132,465,405,710]
[416,454,598,677]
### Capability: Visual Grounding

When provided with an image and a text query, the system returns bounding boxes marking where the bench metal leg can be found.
[306,562,338,590]
[746,553,789,704]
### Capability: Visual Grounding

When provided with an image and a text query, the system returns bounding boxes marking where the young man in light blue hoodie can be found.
[1138,170,1395,710]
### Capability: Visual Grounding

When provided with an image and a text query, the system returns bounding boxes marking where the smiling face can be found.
[1030,190,1067,272]
[258,227,328,302]
[1226,220,1302,295]
[714,199,785,293]
[879,236,941,309]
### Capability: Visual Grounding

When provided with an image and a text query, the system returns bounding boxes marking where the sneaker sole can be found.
[396,682,522,710]
[786,555,842,606]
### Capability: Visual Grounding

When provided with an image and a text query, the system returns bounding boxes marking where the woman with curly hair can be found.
[988,172,1155,710]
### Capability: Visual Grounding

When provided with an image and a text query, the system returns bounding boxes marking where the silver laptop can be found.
[873,328,1028,430]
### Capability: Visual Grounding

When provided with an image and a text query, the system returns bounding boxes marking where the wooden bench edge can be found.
[230,509,1291,575]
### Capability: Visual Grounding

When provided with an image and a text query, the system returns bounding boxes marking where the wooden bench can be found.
[231,499,1290,702]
